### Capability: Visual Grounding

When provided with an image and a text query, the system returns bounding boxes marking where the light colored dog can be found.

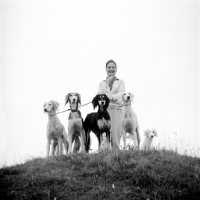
[121,92,140,149]
[43,100,68,157]
[140,129,157,150]
[65,93,85,154]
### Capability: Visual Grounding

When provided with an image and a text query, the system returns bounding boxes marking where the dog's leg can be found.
[80,130,85,152]
[52,141,58,156]
[58,138,62,156]
[68,132,73,154]
[135,123,140,147]
[62,129,68,154]
[85,130,91,152]
[106,130,111,149]
[122,129,127,150]
[62,138,68,154]
[46,139,51,157]
[62,128,68,144]
[97,132,102,150]
[132,130,139,149]
[60,142,63,154]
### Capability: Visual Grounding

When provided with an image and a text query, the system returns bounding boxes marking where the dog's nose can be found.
[44,108,47,112]
[127,96,130,99]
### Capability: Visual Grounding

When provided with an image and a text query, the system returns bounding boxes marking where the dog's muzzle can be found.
[100,101,105,106]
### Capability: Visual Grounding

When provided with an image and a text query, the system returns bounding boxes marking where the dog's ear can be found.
[77,93,81,105]
[144,129,150,137]
[92,95,98,109]
[122,93,125,102]
[152,129,157,137]
[43,102,47,113]
[65,93,70,105]
[104,94,110,109]
[51,100,59,111]
[130,93,134,102]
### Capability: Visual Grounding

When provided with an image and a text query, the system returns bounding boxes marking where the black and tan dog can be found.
[84,94,111,152]
[65,93,85,154]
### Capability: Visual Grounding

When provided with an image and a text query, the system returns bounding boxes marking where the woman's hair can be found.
[106,60,117,68]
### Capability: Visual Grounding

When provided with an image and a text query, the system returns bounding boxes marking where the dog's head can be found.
[122,92,134,103]
[144,129,157,138]
[65,93,81,105]
[43,100,59,113]
[92,94,110,110]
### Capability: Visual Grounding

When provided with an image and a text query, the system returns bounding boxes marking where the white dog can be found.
[44,100,68,157]
[121,92,140,149]
[140,129,157,150]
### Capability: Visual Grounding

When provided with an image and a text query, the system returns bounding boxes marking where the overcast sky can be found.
[0,0,199,167]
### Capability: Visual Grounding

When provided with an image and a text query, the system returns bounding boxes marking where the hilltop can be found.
[0,149,200,200]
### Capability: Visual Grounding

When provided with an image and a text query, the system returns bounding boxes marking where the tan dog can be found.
[121,92,140,149]
[65,93,85,154]
[43,100,68,157]
[140,129,157,150]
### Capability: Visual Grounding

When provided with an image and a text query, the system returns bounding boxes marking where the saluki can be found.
[140,129,157,150]
[84,94,111,152]
[121,92,140,149]
[43,100,68,157]
[65,93,85,154]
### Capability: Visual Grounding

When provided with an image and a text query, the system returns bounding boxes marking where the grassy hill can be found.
[0,149,200,200]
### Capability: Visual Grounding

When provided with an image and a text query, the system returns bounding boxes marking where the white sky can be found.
[0,0,199,167]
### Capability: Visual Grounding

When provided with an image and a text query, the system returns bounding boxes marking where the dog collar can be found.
[71,109,78,112]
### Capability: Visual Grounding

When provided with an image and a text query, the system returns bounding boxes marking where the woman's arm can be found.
[97,82,103,94]
[112,80,125,101]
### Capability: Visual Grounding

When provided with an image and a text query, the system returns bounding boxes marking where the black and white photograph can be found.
[0,0,199,199]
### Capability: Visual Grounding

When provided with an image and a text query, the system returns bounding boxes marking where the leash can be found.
[51,101,92,116]
[50,101,131,116]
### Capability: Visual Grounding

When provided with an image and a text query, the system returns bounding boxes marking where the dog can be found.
[43,100,68,157]
[84,94,111,152]
[140,129,157,150]
[65,93,85,154]
[121,92,140,149]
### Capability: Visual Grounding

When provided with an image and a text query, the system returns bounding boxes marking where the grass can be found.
[0,148,200,200]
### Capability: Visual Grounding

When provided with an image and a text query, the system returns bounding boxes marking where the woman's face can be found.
[106,62,117,76]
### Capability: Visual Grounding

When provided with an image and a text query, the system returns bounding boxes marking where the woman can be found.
[97,60,126,147]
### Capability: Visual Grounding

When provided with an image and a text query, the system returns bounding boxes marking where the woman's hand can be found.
[106,94,113,101]
[106,75,115,84]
